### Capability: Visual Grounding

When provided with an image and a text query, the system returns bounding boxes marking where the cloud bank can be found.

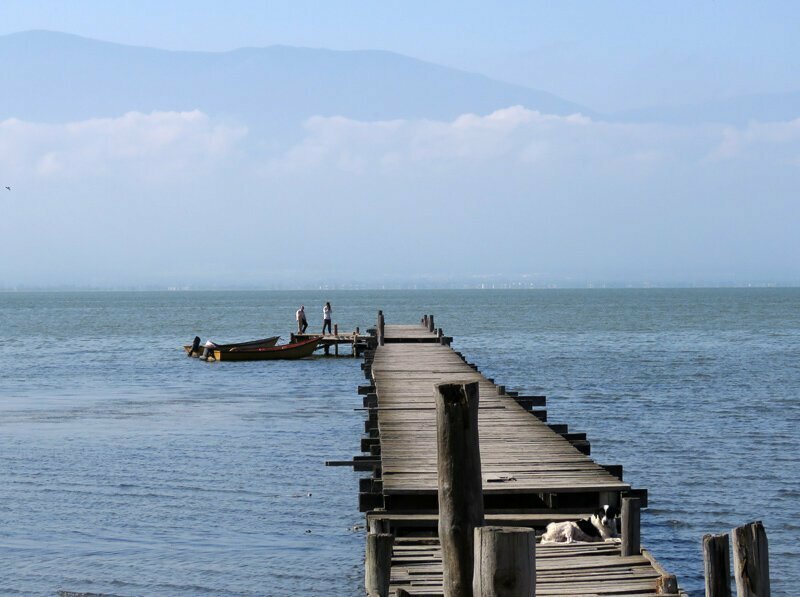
[270,106,800,173]
[1,107,798,286]
[0,110,247,180]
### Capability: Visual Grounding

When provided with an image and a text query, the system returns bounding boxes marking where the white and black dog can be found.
[540,505,620,543]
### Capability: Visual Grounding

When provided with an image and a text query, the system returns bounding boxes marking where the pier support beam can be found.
[435,380,484,597]
[377,310,385,346]
[732,521,770,597]
[473,526,536,596]
[365,532,394,597]
[703,533,732,597]
[428,314,435,332]
[621,497,641,557]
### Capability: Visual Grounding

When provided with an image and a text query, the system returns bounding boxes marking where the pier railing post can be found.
[435,380,484,597]
[473,526,536,596]
[365,532,394,596]
[621,497,641,557]
[732,521,770,597]
[377,310,385,346]
[428,314,435,333]
[704,533,732,597]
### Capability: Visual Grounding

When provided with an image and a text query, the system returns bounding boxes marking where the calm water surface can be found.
[1,289,798,596]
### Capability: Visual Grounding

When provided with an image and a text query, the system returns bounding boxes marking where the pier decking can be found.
[354,320,684,596]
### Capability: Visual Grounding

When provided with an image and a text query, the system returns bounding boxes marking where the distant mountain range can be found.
[0,30,587,139]
[0,30,797,134]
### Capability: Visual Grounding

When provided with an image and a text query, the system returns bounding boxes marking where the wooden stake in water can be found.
[732,521,770,597]
[703,532,731,597]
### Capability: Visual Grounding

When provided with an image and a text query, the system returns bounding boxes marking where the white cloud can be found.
[0,111,247,180]
[265,106,800,176]
[709,118,800,163]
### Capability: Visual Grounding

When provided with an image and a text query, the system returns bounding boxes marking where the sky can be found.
[0,2,798,288]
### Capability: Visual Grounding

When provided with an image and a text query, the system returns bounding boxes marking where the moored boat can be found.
[214,336,321,361]
[184,336,280,355]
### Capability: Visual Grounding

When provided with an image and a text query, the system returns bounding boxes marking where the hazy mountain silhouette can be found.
[2,31,796,135]
[0,30,590,139]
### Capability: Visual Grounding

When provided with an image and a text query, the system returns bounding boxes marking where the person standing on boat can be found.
[322,301,332,334]
[296,305,308,333]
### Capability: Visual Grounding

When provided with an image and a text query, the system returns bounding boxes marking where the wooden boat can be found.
[184,336,279,355]
[213,336,321,361]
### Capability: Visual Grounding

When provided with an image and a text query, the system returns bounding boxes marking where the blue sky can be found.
[0,2,798,287]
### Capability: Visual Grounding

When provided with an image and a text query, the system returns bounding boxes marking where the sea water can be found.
[0,289,798,596]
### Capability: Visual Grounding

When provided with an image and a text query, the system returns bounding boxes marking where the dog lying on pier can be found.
[540,505,620,543]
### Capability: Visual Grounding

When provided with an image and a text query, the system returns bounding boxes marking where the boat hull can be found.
[214,337,321,361]
[184,336,279,355]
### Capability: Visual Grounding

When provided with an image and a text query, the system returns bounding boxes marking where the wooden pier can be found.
[292,330,370,356]
[350,316,685,596]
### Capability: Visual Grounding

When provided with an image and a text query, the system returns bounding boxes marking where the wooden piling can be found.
[428,314,435,332]
[377,310,385,346]
[621,497,641,557]
[732,521,770,597]
[435,380,484,597]
[703,533,732,597]
[473,526,536,597]
[365,532,394,597]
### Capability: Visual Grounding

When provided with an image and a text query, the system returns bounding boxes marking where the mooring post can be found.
[428,314,435,333]
[704,533,732,597]
[421,316,427,327]
[621,497,641,557]
[732,521,770,597]
[377,310,385,346]
[365,532,394,597]
[437,327,444,343]
[435,380,484,597]
[473,526,536,596]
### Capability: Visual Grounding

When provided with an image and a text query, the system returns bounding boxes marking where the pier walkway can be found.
[356,321,684,596]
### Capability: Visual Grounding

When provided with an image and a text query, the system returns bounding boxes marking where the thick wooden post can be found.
[334,323,338,336]
[365,532,394,596]
[704,533,732,597]
[377,310,385,346]
[473,526,535,596]
[435,381,484,597]
[732,521,770,597]
[428,314,435,332]
[621,497,641,557]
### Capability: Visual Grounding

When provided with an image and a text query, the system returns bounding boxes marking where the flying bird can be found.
[4,186,9,191]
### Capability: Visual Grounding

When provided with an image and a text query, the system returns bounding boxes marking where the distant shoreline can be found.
[1,285,798,293]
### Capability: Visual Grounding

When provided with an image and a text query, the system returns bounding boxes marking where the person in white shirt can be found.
[322,301,332,334]
[296,305,308,333]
